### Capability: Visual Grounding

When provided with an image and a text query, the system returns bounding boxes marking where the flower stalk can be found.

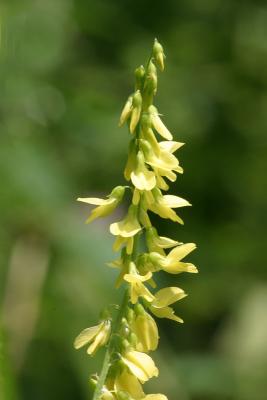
[74,39,198,400]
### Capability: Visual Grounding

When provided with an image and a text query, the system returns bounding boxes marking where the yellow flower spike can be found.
[115,369,145,399]
[131,304,159,352]
[153,38,165,72]
[74,320,111,356]
[110,205,142,238]
[124,262,154,304]
[122,350,159,383]
[148,105,173,140]
[119,95,133,127]
[78,185,125,223]
[130,90,142,134]
[131,151,156,191]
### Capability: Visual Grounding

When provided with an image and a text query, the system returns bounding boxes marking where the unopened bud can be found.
[135,65,145,90]
[130,90,142,134]
[153,38,165,71]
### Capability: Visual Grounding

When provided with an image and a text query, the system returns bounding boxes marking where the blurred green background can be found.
[1,0,267,399]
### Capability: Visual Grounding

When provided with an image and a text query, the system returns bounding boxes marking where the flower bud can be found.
[119,96,133,127]
[130,90,142,134]
[135,65,145,90]
[153,38,165,71]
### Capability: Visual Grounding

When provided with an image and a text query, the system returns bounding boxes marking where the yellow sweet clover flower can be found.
[124,262,154,304]
[149,287,187,323]
[78,186,125,223]
[146,188,191,224]
[131,150,156,191]
[130,304,159,352]
[121,349,158,383]
[74,40,198,400]
[74,320,111,355]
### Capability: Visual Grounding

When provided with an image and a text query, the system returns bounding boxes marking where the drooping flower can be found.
[130,90,142,134]
[110,205,142,238]
[78,186,125,223]
[130,304,159,352]
[148,105,172,140]
[149,287,187,323]
[160,243,198,274]
[147,188,191,224]
[124,262,154,304]
[122,349,159,383]
[119,95,133,127]
[145,226,179,255]
[74,320,111,355]
[131,150,156,191]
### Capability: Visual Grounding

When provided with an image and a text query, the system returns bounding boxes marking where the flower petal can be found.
[153,287,187,308]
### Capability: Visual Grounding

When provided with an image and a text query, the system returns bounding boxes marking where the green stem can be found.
[92,233,140,400]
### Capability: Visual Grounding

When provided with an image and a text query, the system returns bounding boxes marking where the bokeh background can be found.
[1,0,267,399]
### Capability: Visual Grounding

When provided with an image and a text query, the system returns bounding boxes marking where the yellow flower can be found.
[119,95,133,127]
[124,262,154,304]
[74,320,111,355]
[143,395,168,400]
[122,350,158,383]
[140,139,181,178]
[146,227,179,255]
[148,188,191,224]
[160,243,198,274]
[115,369,145,399]
[131,304,159,352]
[149,287,187,323]
[131,151,156,191]
[148,105,172,140]
[124,139,137,181]
[110,205,142,238]
[77,186,125,223]
[113,235,135,255]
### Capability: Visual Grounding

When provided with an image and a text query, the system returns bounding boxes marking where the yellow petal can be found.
[115,369,145,399]
[124,271,152,283]
[110,206,142,238]
[123,350,158,383]
[149,106,173,140]
[163,195,191,208]
[153,287,186,308]
[77,197,114,206]
[134,313,159,352]
[143,395,168,400]
[150,306,183,323]
[162,261,198,274]
[159,141,184,153]
[73,324,101,349]
[131,169,156,191]
[167,243,196,262]
[119,96,133,127]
